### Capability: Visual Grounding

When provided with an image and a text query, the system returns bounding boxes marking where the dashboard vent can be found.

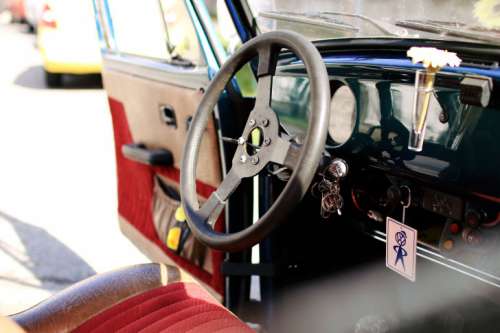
[460,58,499,70]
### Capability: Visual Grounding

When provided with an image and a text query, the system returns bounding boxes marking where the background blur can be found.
[0,1,147,315]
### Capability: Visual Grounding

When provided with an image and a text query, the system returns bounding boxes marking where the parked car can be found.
[6,0,25,22]
[24,0,42,31]
[4,0,500,332]
[37,0,101,87]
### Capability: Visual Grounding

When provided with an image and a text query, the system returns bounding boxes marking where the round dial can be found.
[328,85,356,146]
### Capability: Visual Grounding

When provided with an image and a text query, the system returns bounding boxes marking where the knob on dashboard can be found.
[465,210,482,228]
[326,158,348,179]
[386,185,402,204]
[449,222,461,235]
[462,227,481,246]
[442,239,455,251]
[385,185,402,212]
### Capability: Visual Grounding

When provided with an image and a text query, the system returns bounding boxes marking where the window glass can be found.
[160,0,204,65]
[203,0,241,56]
[202,0,256,96]
[246,0,497,46]
[107,0,168,59]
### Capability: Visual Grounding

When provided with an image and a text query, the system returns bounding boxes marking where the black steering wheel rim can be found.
[181,30,330,252]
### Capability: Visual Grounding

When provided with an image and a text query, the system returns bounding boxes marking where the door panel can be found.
[102,65,221,188]
[103,61,225,298]
[95,0,230,300]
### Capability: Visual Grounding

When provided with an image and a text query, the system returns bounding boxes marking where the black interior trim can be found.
[122,143,173,167]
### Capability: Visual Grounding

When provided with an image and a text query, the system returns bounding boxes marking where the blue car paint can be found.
[315,55,500,79]
[192,0,228,65]
[102,0,116,50]
[225,0,250,42]
[91,0,104,50]
[185,0,220,72]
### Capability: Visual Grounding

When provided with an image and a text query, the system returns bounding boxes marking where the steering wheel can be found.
[181,31,330,252]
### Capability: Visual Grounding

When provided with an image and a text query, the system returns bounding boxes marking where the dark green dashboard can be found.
[273,59,500,197]
[271,54,500,286]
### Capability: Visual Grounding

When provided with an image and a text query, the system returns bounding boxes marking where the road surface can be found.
[0,22,148,315]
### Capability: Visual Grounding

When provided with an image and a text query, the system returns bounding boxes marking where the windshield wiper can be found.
[396,19,500,45]
[260,11,500,45]
[260,11,359,33]
[320,11,408,37]
[259,11,409,37]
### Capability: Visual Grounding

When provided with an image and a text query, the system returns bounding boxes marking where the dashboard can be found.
[272,55,500,286]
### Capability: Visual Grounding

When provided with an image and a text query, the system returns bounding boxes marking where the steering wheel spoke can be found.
[270,136,301,170]
[198,168,241,225]
[254,75,273,110]
[254,43,280,110]
[198,193,225,227]
[257,44,280,77]
[214,168,242,201]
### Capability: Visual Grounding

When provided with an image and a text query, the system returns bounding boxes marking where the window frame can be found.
[93,0,210,69]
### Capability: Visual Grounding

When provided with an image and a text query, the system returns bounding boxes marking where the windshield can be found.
[246,0,500,45]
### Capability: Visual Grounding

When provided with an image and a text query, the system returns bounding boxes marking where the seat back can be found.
[10,263,181,333]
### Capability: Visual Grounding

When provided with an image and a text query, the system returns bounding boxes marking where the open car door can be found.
[94,0,224,299]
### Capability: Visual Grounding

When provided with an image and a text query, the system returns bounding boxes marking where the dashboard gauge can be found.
[328,85,357,146]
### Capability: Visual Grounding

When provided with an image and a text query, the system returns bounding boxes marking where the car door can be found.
[94,0,225,299]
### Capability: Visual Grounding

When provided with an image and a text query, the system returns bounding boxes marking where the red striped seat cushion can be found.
[72,282,254,333]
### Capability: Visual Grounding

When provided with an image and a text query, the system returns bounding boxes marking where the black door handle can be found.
[121,143,173,166]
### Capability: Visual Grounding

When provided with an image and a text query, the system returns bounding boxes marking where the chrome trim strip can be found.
[371,230,500,288]
[191,0,225,66]
[102,53,209,90]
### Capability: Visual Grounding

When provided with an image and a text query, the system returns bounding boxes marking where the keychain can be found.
[318,178,343,218]
[313,158,348,218]
[400,185,411,224]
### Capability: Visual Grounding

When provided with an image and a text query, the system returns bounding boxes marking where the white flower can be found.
[407,47,462,70]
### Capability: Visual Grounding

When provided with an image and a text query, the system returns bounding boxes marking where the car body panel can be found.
[7,0,25,22]
[24,0,42,29]
[38,0,101,74]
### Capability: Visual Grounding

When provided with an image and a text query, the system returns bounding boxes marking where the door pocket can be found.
[152,176,210,272]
